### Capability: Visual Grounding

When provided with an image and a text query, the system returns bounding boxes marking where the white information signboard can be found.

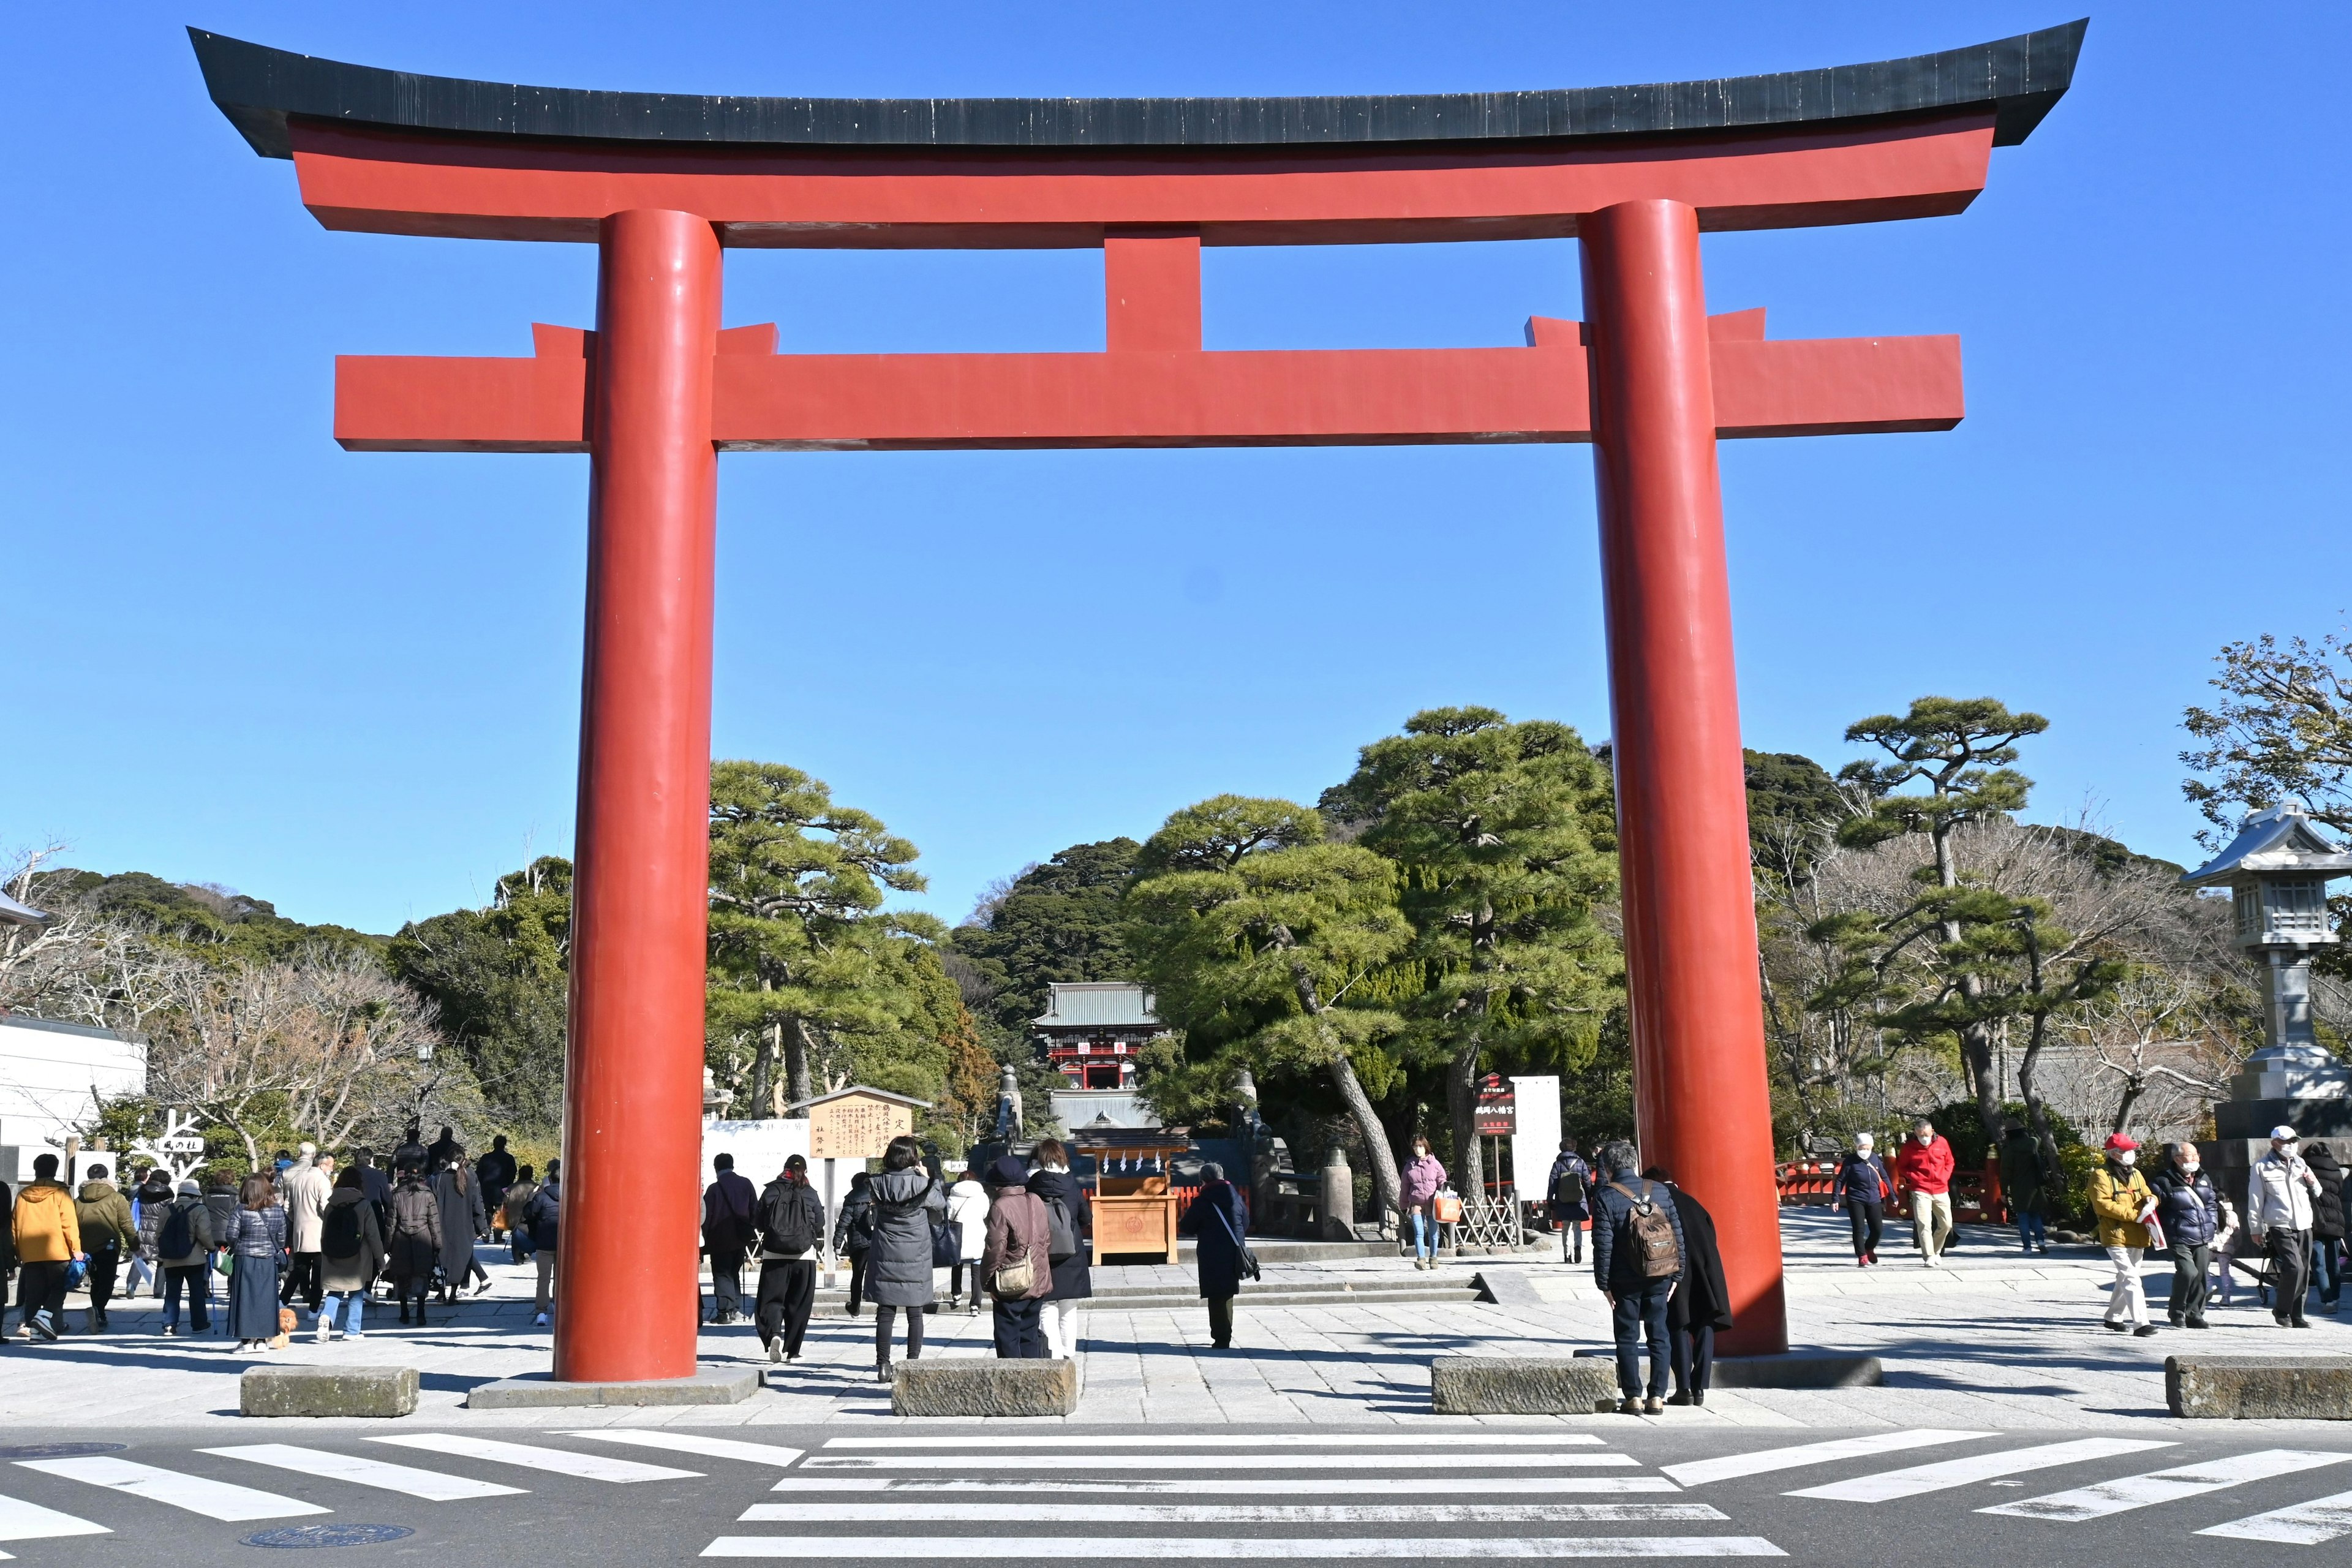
[1509,1074,1561,1205]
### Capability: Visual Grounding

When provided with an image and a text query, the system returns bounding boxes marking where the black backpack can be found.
[158,1199,194,1261]
[322,1200,364,1261]
[760,1182,824,1257]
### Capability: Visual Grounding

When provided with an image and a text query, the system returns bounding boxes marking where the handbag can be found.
[932,1217,963,1269]
[214,1250,235,1277]
[1213,1194,1261,1283]
[1433,1189,1464,1224]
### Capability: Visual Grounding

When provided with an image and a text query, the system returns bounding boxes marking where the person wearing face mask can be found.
[1893,1121,1955,1267]
[2248,1125,2321,1329]
[1400,1136,1447,1272]
[1830,1133,1890,1266]
[2090,1133,2159,1336]
[2148,1142,2225,1329]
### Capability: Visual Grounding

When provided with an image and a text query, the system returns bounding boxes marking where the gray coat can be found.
[431,1167,485,1280]
[862,1166,946,1307]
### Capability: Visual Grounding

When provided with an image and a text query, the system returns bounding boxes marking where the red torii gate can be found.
[196,21,2082,1385]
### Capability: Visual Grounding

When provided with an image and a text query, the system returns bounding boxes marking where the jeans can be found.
[2313,1235,2344,1309]
[1409,1206,1437,1261]
[2269,1227,2312,1321]
[1610,1277,1675,1399]
[162,1264,211,1332]
[1910,1191,1953,1262]
[1207,1294,1235,1346]
[992,1295,1044,1358]
[874,1302,925,1362]
[756,1258,816,1355]
[323,1291,366,1335]
[2018,1210,2048,1250]
[1845,1200,1883,1261]
[1672,1321,1714,1398]
[2103,1245,2149,1326]
[2168,1242,2211,1323]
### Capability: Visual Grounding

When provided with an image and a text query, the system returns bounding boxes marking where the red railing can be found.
[1777,1157,2001,1223]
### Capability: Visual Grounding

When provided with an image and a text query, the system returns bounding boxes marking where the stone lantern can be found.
[2180,804,2352,1142]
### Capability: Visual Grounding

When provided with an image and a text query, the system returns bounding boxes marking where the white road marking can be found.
[805,1453,1634,1472]
[2199,1488,2352,1545]
[1981,1450,2352,1523]
[1785,1439,2176,1501]
[737,1503,1728,1523]
[702,1536,1785,1559]
[820,1434,1604,1450]
[369,1434,699,1483]
[13,1457,329,1523]
[561,1432,805,1467]
[1663,1432,1991,1488]
[771,1477,1676,1496]
[0,1492,111,1543]
[202,1445,524,1501]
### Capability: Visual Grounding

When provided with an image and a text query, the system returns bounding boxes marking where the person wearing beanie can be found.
[978,1156,1051,1359]
[2090,1132,2158,1336]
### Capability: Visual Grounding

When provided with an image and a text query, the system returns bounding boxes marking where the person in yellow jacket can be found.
[11,1153,85,1343]
[2089,1132,2159,1336]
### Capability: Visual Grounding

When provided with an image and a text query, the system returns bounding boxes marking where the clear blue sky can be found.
[4,3,2345,934]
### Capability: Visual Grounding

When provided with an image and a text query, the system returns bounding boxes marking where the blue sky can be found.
[4,2,2345,933]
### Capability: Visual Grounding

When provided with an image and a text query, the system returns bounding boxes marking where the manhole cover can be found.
[0,1443,126,1461]
[243,1525,415,1550]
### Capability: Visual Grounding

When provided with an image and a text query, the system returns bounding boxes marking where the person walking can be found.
[1548,1139,1592,1264]
[1401,1136,1447,1270]
[1178,1161,1251,1349]
[392,1125,428,1175]
[752,1154,826,1364]
[864,1134,947,1382]
[2250,1126,2321,1329]
[12,1153,83,1343]
[979,1156,1051,1358]
[524,1161,561,1325]
[2149,1142,2225,1330]
[832,1171,876,1317]
[2090,1133,2159,1336]
[1999,1124,2055,1255]
[1646,1167,1730,1408]
[1894,1120,1956,1266]
[945,1164,989,1313]
[317,1166,385,1341]
[1591,1140,1684,1415]
[502,1165,540,1267]
[226,1173,289,1351]
[386,1161,443,1327]
[128,1166,170,1300]
[1831,1133,1890,1266]
[154,1178,217,1336]
[278,1143,331,1323]
[426,1125,462,1170]
[475,1136,518,1243]
[701,1153,758,1326]
[2305,1141,2345,1316]
[429,1154,488,1304]
[349,1149,393,1291]
[1027,1139,1093,1360]
[74,1163,137,1334]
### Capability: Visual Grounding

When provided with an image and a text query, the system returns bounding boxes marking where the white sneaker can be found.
[314,1321,331,1343]
[767,1338,784,1364]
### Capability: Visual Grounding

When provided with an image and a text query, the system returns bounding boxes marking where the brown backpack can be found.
[1608,1181,1683,1278]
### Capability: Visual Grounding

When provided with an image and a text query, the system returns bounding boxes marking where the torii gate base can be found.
[195,21,2084,1383]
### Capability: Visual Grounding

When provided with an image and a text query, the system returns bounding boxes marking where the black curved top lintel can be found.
[189,20,2085,162]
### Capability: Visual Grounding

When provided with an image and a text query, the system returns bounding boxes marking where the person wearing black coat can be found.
[1178,1164,1251,1349]
[1648,1167,1731,1407]
[701,1154,758,1325]
[1025,1139,1093,1361]
[863,1137,947,1382]
[832,1172,876,1316]
[2307,1142,2346,1314]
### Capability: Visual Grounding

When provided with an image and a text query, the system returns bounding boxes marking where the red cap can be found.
[2103,1133,2139,1153]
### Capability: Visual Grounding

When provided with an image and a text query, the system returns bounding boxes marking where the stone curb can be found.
[892,1357,1080,1417]
[240,1365,418,1418]
[466,1366,759,1408]
[2166,1355,2352,1419]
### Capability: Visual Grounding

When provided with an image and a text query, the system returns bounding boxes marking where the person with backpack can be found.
[864,1134,948,1382]
[1026,1139,1093,1360]
[74,1163,137,1334]
[1831,1133,1891,1266]
[1999,1124,2056,1255]
[1589,1139,1685,1415]
[1178,1161,1253,1349]
[154,1178,217,1335]
[524,1161,561,1324]
[502,1165,540,1266]
[1646,1167,1731,1408]
[701,1152,759,1326]
[979,1155,1052,1358]
[752,1154,827,1363]
[1548,1139,1592,1264]
[832,1171,876,1317]
[386,1161,443,1327]
[945,1164,990,1313]
[317,1165,385,1341]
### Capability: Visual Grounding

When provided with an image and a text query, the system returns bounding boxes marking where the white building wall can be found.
[0,1016,148,1183]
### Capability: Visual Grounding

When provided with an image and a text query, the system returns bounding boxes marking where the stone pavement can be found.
[3,1208,2343,1430]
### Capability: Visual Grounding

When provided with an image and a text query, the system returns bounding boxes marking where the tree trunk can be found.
[1446,1041,1484,1207]
[746,1023,776,1120]
[786,1017,816,1109]
[1329,1049,1403,1227]
[1932,817,2010,1142]
[2111,1075,2146,1137]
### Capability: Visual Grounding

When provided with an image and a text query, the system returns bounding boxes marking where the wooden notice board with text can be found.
[807,1091,913,1161]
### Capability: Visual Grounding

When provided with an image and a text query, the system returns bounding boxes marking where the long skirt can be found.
[228,1256,284,1340]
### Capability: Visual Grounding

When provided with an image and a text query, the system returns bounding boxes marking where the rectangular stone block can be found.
[2166,1355,2352,1420]
[1430,1355,1619,1415]
[1713,1352,1882,1389]
[466,1366,759,1408]
[893,1358,1079,1417]
[241,1365,418,1419]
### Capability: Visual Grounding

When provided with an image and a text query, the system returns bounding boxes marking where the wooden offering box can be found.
[1092,1173,1178,1264]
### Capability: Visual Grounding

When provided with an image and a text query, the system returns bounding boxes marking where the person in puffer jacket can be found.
[1400,1137,1447,1271]
[10,1154,83,1342]
[2148,1142,2227,1330]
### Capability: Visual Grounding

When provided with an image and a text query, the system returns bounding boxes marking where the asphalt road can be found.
[2,1422,2348,1565]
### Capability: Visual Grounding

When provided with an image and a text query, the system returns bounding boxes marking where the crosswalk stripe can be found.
[770,1478,1678,1496]
[2198,1488,2352,1545]
[804,1453,1629,1472]
[202,1445,526,1501]
[0,1491,111,1543]
[14,1457,329,1523]
[821,1435,1605,1450]
[737,1504,1729,1523]
[1980,1450,2352,1523]
[1784,1439,2176,1501]
[369,1434,699,1483]
[1662,1432,1991,1488]
[701,1536,1787,1559]
[562,1433,805,1467]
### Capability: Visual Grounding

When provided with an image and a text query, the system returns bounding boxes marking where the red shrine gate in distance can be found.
[195,21,2084,1383]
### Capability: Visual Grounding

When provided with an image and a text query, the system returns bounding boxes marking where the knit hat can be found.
[176,1179,200,1196]
[985,1156,1030,1189]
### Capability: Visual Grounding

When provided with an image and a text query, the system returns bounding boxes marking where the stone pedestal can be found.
[1319,1147,1355,1241]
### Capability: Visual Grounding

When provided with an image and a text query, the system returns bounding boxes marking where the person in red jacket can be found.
[1894,1120,1957,1267]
